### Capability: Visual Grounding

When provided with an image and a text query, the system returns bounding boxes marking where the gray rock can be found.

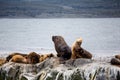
[0,57,120,80]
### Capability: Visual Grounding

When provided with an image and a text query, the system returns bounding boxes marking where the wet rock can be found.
[0,57,120,80]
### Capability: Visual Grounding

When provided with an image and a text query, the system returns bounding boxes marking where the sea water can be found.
[0,18,120,57]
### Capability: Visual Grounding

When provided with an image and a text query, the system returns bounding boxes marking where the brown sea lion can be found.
[39,53,55,62]
[52,36,72,60]
[115,54,120,60]
[9,55,27,63]
[111,58,120,65]
[6,52,27,62]
[110,54,120,65]
[0,58,6,66]
[71,37,92,59]
[27,52,40,64]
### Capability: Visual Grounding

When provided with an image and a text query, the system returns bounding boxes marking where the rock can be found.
[0,57,120,80]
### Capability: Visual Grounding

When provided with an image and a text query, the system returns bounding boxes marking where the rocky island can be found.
[0,35,120,80]
[0,56,120,80]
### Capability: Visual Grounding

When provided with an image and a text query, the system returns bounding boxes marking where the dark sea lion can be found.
[27,52,40,64]
[111,58,120,65]
[52,36,72,60]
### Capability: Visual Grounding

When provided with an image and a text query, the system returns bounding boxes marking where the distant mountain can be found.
[0,0,120,18]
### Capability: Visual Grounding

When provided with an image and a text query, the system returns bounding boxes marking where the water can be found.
[0,18,120,57]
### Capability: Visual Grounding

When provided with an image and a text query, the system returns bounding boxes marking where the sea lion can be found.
[111,54,120,65]
[0,58,6,66]
[9,55,27,63]
[111,58,120,65]
[71,37,92,59]
[6,52,27,62]
[39,53,54,62]
[115,54,120,60]
[52,36,72,60]
[27,52,40,64]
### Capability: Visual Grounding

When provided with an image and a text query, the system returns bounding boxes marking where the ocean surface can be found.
[0,18,120,57]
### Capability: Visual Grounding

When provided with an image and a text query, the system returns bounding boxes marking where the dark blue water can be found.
[0,18,120,57]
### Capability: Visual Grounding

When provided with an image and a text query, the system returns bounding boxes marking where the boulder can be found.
[0,57,120,80]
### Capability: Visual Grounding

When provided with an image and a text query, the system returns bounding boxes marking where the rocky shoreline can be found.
[0,56,120,80]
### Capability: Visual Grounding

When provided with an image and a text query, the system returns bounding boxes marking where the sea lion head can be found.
[76,37,82,46]
[115,55,120,59]
[52,36,65,45]
[6,55,13,62]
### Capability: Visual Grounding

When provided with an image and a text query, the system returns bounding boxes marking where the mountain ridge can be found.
[0,0,120,18]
